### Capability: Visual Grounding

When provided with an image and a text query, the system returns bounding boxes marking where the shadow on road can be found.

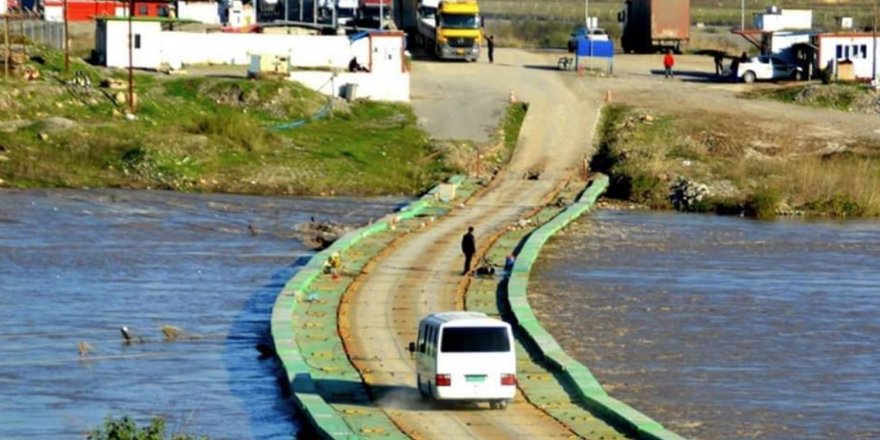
[522,64,563,72]
[304,377,500,411]
[649,69,727,83]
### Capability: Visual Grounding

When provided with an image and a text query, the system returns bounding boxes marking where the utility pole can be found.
[4,14,9,79]
[379,0,383,29]
[299,0,303,22]
[63,0,69,74]
[741,0,744,30]
[127,0,134,113]
[874,0,877,82]
[584,0,588,28]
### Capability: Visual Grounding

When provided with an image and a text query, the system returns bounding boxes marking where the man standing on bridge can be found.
[461,226,476,275]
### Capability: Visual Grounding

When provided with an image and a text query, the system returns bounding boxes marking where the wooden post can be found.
[4,15,9,79]
[63,0,69,74]
[127,0,134,113]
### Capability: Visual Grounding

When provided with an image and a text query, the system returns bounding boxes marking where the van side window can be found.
[431,326,439,355]
[418,325,426,353]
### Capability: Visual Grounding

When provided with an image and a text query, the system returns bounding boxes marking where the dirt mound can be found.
[200,80,326,120]
[782,84,880,114]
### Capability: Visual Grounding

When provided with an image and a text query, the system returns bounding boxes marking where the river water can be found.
[0,189,402,440]
[531,209,880,440]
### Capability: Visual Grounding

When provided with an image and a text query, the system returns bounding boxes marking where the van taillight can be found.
[436,374,452,387]
[501,374,517,386]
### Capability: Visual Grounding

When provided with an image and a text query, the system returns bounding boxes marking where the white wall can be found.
[368,34,404,74]
[99,20,365,70]
[0,0,8,16]
[818,35,880,79]
[103,20,164,69]
[755,10,812,32]
[290,71,410,102]
[770,32,812,63]
[176,1,221,24]
[44,5,63,22]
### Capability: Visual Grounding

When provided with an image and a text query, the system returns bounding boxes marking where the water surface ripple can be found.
[531,210,880,440]
[0,189,401,439]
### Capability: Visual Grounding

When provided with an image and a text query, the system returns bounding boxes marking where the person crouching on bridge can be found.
[461,226,476,275]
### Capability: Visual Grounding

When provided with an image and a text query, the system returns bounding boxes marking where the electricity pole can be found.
[4,15,9,79]
[584,0,588,29]
[63,0,69,74]
[127,0,134,113]
[741,0,744,30]
[873,0,877,81]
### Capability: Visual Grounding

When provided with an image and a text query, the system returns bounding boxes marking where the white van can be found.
[408,311,517,409]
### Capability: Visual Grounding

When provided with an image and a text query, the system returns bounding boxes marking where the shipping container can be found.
[619,0,689,53]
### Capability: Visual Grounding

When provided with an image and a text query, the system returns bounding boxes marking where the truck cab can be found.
[434,0,482,61]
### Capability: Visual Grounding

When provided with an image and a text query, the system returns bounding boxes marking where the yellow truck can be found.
[402,0,482,61]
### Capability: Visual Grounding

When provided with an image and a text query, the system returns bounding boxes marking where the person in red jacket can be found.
[663,49,675,78]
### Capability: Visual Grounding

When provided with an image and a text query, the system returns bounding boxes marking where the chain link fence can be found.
[4,11,67,50]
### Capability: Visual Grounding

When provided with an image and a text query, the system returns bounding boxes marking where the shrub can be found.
[88,416,207,440]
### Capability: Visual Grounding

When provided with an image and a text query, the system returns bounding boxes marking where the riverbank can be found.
[0,47,525,197]
[591,103,880,218]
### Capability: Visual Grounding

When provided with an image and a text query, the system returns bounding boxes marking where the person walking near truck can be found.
[461,226,476,275]
[663,49,675,78]
[486,35,495,63]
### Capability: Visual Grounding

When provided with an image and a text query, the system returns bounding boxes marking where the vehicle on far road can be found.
[567,26,609,52]
[408,311,516,409]
[738,55,803,83]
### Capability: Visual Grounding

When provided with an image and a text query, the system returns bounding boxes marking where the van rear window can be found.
[440,327,510,353]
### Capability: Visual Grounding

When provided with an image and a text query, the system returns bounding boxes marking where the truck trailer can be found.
[399,0,481,61]
[618,0,690,53]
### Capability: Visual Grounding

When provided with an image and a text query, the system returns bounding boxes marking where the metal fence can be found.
[4,12,66,50]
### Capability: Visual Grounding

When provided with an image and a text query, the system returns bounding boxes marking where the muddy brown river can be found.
[0,189,402,439]
[531,209,880,440]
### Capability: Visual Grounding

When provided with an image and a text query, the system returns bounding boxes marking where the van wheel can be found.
[742,71,756,84]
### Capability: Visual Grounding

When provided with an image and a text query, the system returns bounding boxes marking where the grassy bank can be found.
[592,104,880,218]
[744,83,880,114]
[0,47,453,196]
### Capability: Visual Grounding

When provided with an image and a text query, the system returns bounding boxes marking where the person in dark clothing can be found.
[461,226,476,275]
[486,35,495,63]
[714,52,724,76]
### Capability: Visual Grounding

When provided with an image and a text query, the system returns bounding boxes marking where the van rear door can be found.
[434,325,516,400]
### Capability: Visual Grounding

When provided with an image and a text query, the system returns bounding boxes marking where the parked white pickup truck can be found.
[737,55,803,83]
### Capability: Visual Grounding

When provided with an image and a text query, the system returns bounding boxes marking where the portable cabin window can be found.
[860,45,868,59]
[440,327,510,353]
[158,5,169,17]
[139,5,148,15]
[134,34,141,49]
[836,44,843,59]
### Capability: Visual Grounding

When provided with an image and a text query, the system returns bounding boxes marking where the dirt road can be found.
[340,49,600,439]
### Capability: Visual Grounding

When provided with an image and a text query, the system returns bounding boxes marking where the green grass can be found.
[743,83,877,113]
[591,104,880,218]
[0,46,454,196]
[502,102,529,153]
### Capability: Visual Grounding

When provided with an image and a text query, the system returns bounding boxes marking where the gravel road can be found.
[340,48,600,439]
